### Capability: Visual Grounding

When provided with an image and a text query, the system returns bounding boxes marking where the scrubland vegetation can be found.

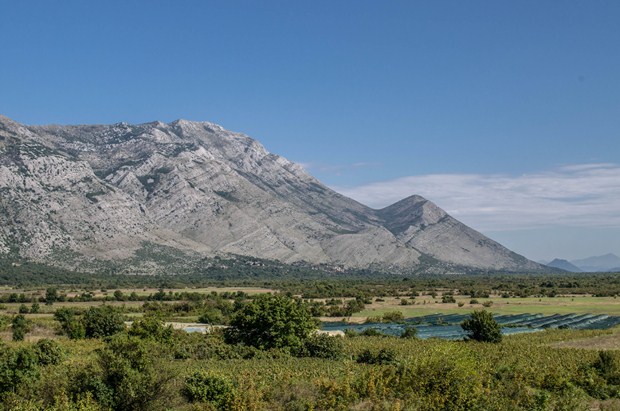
[2,271,620,410]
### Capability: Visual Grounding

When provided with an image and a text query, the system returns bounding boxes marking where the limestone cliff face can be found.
[0,115,544,273]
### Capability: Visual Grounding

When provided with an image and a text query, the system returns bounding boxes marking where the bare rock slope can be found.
[0,115,544,273]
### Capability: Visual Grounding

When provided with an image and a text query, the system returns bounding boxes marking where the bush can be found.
[45,288,58,305]
[34,339,65,366]
[356,348,396,365]
[0,346,39,395]
[0,315,9,331]
[83,306,125,338]
[401,326,418,339]
[396,345,486,410]
[224,294,318,350]
[128,317,174,342]
[360,328,385,337]
[182,370,235,408]
[198,308,224,325]
[84,333,174,410]
[461,310,502,343]
[12,314,31,341]
[30,302,40,314]
[54,307,86,339]
[298,334,344,359]
[442,294,456,303]
[594,351,620,385]
[382,311,404,322]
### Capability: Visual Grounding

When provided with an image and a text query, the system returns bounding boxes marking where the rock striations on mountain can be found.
[0,115,545,274]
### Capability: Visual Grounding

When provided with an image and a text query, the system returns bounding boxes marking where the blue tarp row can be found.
[320,314,620,339]
[577,316,620,330]
[548,314,598,329]
[519,314,566,327]
[495,314,544,325]
[571,315,610,329]
[530,314,581,328]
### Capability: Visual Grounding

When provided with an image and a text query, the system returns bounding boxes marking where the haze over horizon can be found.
[1,1,619,262]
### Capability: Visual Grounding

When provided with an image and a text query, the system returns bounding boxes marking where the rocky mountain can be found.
[546,259,582,273]
[0,115,546,274]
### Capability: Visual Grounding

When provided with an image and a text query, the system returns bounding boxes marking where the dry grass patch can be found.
[551,329,620,350]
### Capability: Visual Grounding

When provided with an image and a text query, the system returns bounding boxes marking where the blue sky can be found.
[1,1,619,261]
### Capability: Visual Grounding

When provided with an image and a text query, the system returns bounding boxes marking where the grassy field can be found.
[552,327,620,350]
[353,294,620,320]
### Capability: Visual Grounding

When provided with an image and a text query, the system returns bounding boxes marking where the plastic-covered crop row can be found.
[320,313,620,339]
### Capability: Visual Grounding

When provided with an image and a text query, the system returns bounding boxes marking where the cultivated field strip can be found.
[320,312,620,340]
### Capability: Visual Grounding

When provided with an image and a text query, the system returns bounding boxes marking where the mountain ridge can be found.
[0,115,546,274]
[570,253,620,273]
[546,258,582,272]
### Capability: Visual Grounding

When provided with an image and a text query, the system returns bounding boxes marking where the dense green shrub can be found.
[182,370,235,408]
[45,287,58,305]
[442,294,456,303]
[33,339,65,366]
[76,333,174,410]
[82,306,125,338]
[401,326,418,339]
[198,307,224,324]
[360,328,386,337]
[224,294,318,350]
[395,345,486,410]
[357,348,396,365]
[12,314,31,341]
[594,351,620,385]
[30,302,40,314]
[54,307,86,339]
[461,310,502,343]
[0,315,10,332]
[382,311,404,322]
[298,334,344,359]
[0,346,39,397]
[128,317,174,342]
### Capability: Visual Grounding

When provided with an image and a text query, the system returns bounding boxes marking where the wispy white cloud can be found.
[333,163,620,231]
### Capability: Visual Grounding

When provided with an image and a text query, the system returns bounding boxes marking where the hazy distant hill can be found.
[571,253,620,272]
[546,258,582,272]
[0,115,546,274]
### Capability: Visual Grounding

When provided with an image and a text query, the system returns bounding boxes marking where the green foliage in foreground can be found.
[3,327,620,410]
[182,370,235,408]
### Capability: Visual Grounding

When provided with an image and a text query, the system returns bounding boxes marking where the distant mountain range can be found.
[546,259,582,272]
[544,253,620,273]
[0,115,548,275]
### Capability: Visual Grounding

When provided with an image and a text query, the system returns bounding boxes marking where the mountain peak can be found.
[0,117,546,274]
[547,258,582,272]
[378,195,447,235]
[169,118,226,132]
